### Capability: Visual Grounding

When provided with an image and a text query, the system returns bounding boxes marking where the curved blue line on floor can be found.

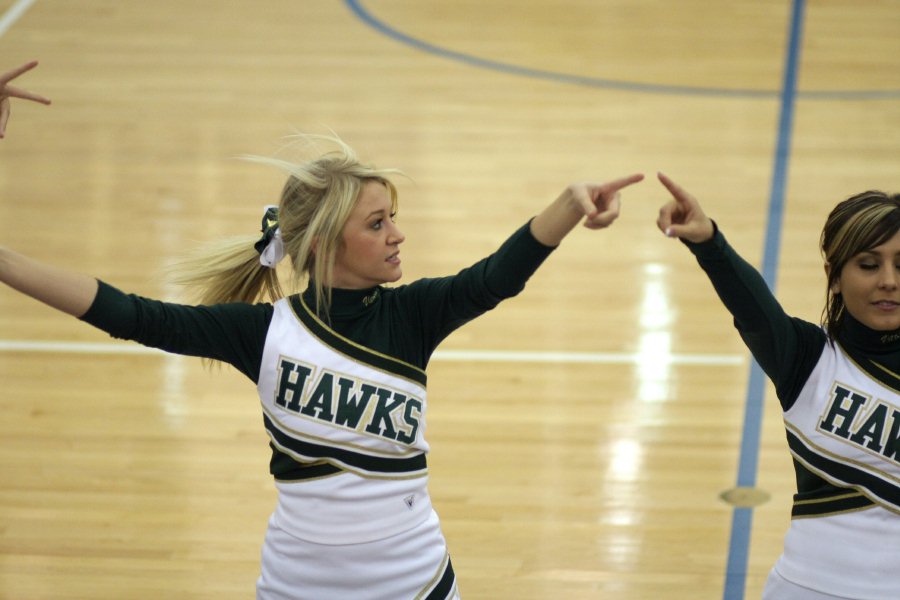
[344,0,898,100]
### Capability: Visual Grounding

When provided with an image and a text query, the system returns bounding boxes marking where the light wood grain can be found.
[1,1,898,598]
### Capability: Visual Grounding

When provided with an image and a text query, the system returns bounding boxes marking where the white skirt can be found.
[257,509,460,600]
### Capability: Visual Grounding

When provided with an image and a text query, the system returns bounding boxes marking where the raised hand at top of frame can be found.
[0,60,51,139]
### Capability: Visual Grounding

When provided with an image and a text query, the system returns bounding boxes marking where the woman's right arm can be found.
[2,247,271,381]
[0,246,98,317]
[655,173,825,406]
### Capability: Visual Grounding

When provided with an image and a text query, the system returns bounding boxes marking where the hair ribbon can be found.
[254,205,284,268]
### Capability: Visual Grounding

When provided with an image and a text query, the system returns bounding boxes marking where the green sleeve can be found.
[381,220,554,366]
[79,280,273,382]
[684,227,826,409]
[416,220,552,340]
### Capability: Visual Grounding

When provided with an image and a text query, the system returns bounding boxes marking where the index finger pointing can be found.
[657,171,694,206]
[601,173,645,193]
[0,60,39,85]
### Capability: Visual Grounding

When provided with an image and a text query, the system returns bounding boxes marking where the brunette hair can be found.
[820,190,900,337]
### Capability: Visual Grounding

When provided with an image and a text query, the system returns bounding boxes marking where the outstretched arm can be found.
[1,61,91,313]
[0,60,52,139]
[653,171,776,330]
[0,247,98,317]
[529,173,645,246]
[1,247,272,379]
[406,173,645,355]
[653,172,824,408]
[655,171,715,242]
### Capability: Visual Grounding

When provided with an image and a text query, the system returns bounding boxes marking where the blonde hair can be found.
[820,190,900,338]
[172,134,401,315]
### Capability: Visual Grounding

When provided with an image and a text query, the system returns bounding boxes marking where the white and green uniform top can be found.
[259,294,432,543]
[81,221,554,544]
[686,228,900,599]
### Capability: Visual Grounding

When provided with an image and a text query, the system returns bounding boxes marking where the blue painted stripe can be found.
[722,1,806,598]
[346,1,811,596]
[344,0,897,101]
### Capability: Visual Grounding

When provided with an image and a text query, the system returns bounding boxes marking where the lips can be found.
[872,300,900,310]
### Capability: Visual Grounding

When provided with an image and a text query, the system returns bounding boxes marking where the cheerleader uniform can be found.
[686,227,900,600]
[79,221,555,599]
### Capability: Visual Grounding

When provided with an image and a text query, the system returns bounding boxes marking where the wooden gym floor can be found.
[1,1,898,598]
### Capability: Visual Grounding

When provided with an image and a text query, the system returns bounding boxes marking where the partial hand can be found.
[570,173,645,230]
[655,172,714,243]
[0,60,52,139]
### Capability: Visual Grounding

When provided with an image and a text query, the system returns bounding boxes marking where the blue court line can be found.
[344,0,897,101]
[346,0,807,596]
[722,1,805,598]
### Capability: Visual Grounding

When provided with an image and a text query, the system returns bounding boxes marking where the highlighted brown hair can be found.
[820,190,900,338]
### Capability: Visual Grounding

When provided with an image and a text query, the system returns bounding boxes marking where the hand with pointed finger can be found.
[573,173,645,230]
[529,173,644,246]
[655,172,715,243]
[0,60,52,139]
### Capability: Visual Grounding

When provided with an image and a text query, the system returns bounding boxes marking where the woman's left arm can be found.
[403,174,645,356]
[529,174,644,246]
[0,246,99,317]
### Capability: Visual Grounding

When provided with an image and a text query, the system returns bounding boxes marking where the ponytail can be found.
[169,232,284,305]
[171,133,401,314]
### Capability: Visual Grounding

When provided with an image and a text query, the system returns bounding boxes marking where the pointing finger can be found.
[0,60,39,85]
[657,171,693,204]
[601,173,645,194]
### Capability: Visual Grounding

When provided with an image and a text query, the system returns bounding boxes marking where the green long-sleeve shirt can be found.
[79,221,554,478]
[685,226,900,514]
[80,221,552,379]
[685,227,826,410]
[686,227,900,404]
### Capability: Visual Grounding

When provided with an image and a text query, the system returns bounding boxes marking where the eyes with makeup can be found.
[369,212,397,231]
[852,253,900,272]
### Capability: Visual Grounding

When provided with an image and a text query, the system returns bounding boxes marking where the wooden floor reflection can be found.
[1,1,898,598]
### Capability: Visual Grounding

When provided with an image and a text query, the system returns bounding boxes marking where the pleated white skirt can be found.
[257,509,460,600]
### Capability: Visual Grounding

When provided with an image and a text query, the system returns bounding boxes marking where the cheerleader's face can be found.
[833,229,900,331]
[331,180,405,289]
